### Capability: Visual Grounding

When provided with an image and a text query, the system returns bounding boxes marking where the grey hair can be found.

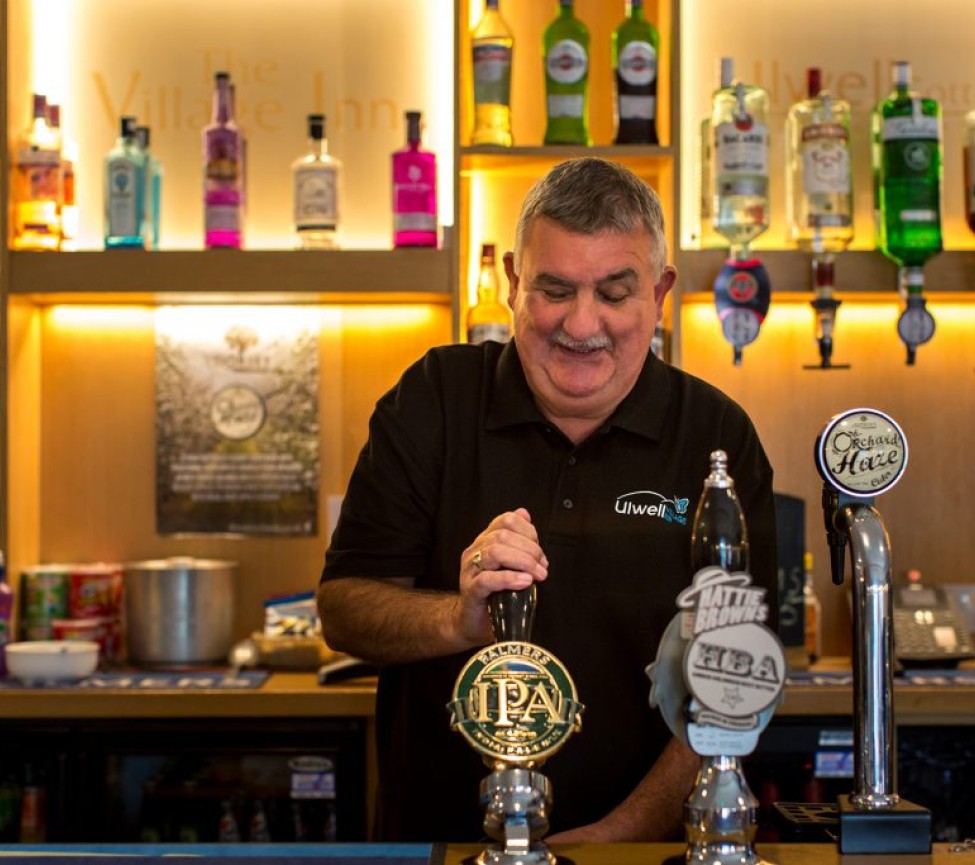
[512,157,669,277]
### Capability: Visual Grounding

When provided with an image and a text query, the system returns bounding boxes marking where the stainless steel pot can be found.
[123,557,238,666]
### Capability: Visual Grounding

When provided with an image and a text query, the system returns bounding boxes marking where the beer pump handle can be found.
[822,483,848,586]
[489,585,537,643]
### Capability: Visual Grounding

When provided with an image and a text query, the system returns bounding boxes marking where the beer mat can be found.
[0,670,270,689]
[0,842,435,862]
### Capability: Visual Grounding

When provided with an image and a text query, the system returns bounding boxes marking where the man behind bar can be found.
[318,157,777,843]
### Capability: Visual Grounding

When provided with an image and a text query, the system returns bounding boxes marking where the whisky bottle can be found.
[135,126,163,250]
[48,104,79,251]
[293,113,342,249]
[392,110,438,248]
[203,71,243,249]
[471,0,514,147]
[12,93,61,251]
[467,243,511,344]
[872,60,942,269]
[612,0,659,145]
[543,0,591,146]
[786,67,853,254]
[104,115,145,249]
[711,65,770,250]
[690,449,748,574]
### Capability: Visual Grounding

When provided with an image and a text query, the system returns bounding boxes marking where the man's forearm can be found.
[317,577,479,665]
[547,737,699,843]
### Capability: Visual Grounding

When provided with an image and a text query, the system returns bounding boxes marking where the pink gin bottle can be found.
[392,110,438,248]
[203,71,243,249]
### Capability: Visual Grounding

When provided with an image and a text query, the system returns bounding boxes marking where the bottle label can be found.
[394,211,437,233]
[294,165,338,229]
[473,43,512,106]
[107,158,139,237]
[205,205,241,233]
[715,120,769,179]
[468,322,511,344]
[545,39,588,85]
[800,128,851,196]
[882,115,939,142]
[17,147,60,167]
[618,41,657,86]
[619,94,655,121]
[547,94,584,119]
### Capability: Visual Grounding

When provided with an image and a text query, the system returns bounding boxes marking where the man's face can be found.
[504,217,675,434]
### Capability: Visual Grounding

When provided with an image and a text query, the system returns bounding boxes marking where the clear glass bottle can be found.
[872,60,942,269]
[392,110,438,248]
[293,113,342,249]
[543,0,591,146]
[11,93,61,251]
[471,0,514,147]
[690,449,748,573]
[803,551,822,664]
[711,65,770,250]
[467,243,511,344]
[698,57,733,250]
[203,71,243,249]
[786,67,854,254]
[103,115,145,249]
[611,0,659,145]
[135,125,163,250]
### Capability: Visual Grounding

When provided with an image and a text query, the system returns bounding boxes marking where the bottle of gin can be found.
[293,113,342,249]
[612,0,659,145]
[543,0,590,146]
[392,110,438,248]
[104,115,145,249]
[12,93,61,251]
[467,243,511,344]
[471,0,514,147]
[786,67,853,254]
[135,125,163,250]
[872,60,942,270]
[203,71,244,249]
[711,65,770,251]
[698,58,733,250]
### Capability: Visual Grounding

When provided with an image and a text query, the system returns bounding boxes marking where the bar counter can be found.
[2,662,975,724]
[0,842,965,863]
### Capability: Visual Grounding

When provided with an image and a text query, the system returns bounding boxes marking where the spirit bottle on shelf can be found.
[103,115,145,249]
[203,71,244,249]
[135,126,163,250]
[466,243,511,344]
[698,57,733,250]
[872,60,941,364]
[543,0,590,146]
[786,67,853,254]
[711,64,770,252]
[471,0,514,147]
[11,93,61,251]
[49,104,79,251]
[293,113,342,249]
[392,110,438,248]
[964,106,975,234]
[803,551,822,664]
[873,60,942,270]
[611,0,659,145]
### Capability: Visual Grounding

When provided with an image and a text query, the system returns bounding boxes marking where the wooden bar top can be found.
[1,660,975,723]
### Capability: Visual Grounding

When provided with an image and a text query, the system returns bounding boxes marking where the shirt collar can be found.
[486,340,672,442]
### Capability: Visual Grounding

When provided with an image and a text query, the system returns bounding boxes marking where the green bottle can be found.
[612,0,660,145]
[543,0,590,146]
[872,60,942,269]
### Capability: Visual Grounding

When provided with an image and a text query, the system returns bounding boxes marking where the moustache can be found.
[551,331,613,352]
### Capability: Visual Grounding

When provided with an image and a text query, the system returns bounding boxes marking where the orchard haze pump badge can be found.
[449,641,583,765]
[815,407,908,498]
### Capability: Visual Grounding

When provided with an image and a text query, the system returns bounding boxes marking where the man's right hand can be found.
[454,508,549,646]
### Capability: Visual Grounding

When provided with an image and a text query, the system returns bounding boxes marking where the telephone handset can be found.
[893,581,975,667]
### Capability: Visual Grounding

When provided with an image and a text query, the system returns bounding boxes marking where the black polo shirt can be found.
[323,340,776,842]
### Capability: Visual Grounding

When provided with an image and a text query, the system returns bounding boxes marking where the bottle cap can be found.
[481,243,496,260]
[806,67,822,100]
[719,57,734,89]
[892,60,911,87]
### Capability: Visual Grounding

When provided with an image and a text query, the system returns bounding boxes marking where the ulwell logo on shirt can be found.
[614,490,690,525]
